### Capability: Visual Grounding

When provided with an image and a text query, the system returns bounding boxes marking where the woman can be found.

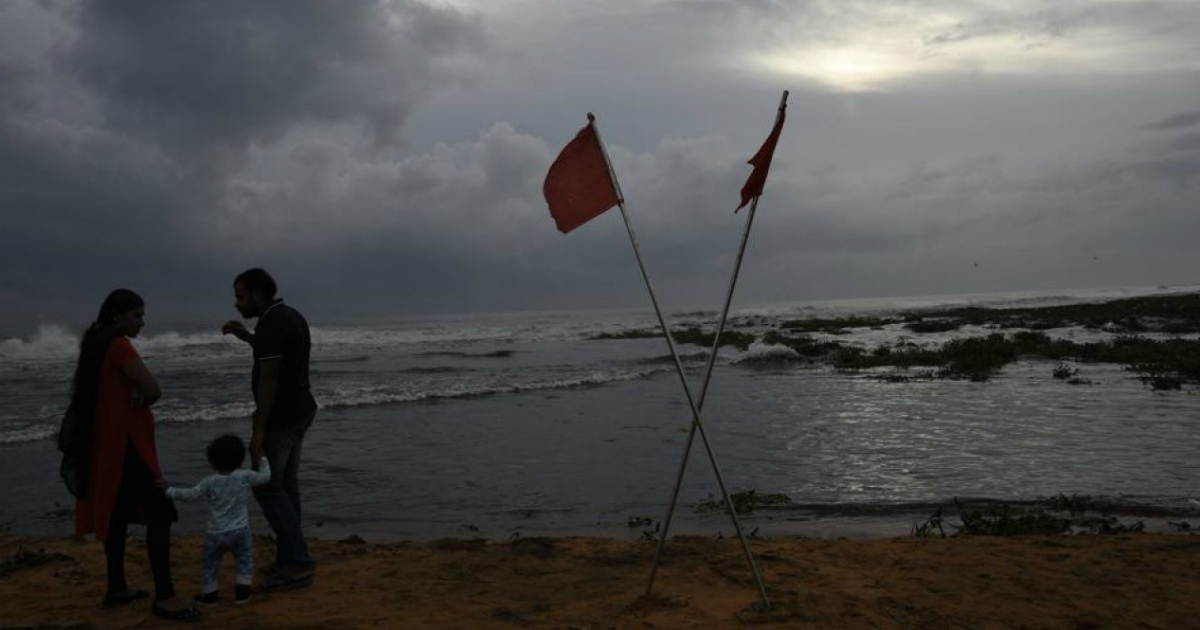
[70,289,201,622]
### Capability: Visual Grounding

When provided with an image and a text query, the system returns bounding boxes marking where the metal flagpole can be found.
[646,91,788,602]
[587,113,770,608]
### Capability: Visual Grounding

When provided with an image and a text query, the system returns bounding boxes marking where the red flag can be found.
[736,106,786,211]
[543,117,621,233]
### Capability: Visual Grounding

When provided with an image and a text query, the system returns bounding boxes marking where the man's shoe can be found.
[193,591,220,607]
[257,568,314,593]
[234,584,253,605]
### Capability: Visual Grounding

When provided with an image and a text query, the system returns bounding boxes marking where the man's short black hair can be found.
[207,434,247,473]
[235,268,277,300]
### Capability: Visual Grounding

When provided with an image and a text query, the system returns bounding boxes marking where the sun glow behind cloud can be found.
[755,46,920,92]
[746,1,1200,92]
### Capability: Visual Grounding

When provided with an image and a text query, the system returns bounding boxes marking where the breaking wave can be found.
[415,350,518,359]
[733,342,801,364]
[0,325,79,361]
[0,364,676,445]
[318,366,675,408]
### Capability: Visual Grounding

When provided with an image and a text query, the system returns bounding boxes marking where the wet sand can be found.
[2,533,1197,629]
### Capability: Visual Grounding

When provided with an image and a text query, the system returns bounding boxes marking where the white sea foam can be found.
[5,285,1197,446]
[135,330,239,351]
[0,325,78,361]
[152,401,257,423]
[734,342,801,363]
[312,321,566,347]
[734,284,1200,321]
[317,366,676,408]
[0,327,247,366]
[0,363,679,444]
[0,425,57,445]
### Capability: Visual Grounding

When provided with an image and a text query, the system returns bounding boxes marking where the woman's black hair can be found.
[60,289,144,498]
[72,289,145,404]
[207,434,247,473]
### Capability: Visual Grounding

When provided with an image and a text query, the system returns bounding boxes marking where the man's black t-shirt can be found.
[252,300,317,430]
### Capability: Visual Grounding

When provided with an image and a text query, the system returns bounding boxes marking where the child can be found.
[163,434,271,606]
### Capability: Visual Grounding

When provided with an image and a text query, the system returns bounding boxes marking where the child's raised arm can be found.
[248,458,272,486]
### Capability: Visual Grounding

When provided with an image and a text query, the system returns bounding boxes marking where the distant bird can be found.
[973,262,979,267]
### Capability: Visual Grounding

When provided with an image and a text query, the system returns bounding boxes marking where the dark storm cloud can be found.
[1166,132,1200,153]
[1145,112,1200,131]
[921,1,1199,51]
[0,0,487,329]
[2,0,1200,334]
[63,0,484,150]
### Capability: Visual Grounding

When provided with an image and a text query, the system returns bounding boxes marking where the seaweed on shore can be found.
[591,293,1200,386]
[588,327,756,350]
[872,370,938,383]
[780,316,897,335]
[670,327,757,351]
[904,318,964,333]
[1052,363,1077,379]
[832,342,945,373]
[833,331,1200,385]
[761,331,843,357]
[911,496,1145,538]
[954,502,1073,536]
[693,490,792,515]
[589,329,661,340]
[904,293,1200,334]
[0,545,72,576]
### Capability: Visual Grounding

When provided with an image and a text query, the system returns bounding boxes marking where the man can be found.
[222,268,318,591]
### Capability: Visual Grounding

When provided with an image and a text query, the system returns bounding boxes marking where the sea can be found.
[2,285,1199,542]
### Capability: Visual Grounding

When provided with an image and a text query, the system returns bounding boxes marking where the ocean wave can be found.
[0,402,257,444]
[0,326,245,363]
[312,326,558,347]
[732,285,1200,323]
[318,367,676,409]
[0,425,57,445]
[634,352,709,365]
[314,355,371,364]
[396,366,475,375]
[415,350,518,359]
[135,331,240,353]
[732,342,801,364]
[0,325,78,361]
[152,401,257,424]
[0,365,676,444]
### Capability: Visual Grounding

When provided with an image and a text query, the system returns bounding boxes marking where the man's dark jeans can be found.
[254,426,316,573]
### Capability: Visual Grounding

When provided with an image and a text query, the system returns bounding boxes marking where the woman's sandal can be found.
[101,589,149,608]
[151,602,204,622]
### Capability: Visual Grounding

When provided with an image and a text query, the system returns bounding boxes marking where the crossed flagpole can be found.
[543,91,789,609]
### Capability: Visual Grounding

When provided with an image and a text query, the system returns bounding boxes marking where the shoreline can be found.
[3,400,1195,546]
[3,532,1198,629]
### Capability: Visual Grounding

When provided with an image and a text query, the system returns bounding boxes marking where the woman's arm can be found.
[119,358,162,407]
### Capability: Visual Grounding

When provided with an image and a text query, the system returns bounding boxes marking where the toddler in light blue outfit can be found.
[165,434,271,606]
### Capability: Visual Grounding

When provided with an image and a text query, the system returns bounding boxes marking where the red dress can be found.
[74,336,165,541]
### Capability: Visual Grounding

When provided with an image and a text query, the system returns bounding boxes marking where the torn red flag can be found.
[543,117,621,233]
[736,106,786,211]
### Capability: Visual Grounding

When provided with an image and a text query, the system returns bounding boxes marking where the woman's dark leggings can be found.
[104,445,176,600]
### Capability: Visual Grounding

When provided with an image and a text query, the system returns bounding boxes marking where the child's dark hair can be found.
[207,434,246,473]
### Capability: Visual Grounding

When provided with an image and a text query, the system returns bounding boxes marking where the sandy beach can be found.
[2,532,1197,629]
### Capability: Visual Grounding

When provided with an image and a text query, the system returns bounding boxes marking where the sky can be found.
[1,0,1198,333]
